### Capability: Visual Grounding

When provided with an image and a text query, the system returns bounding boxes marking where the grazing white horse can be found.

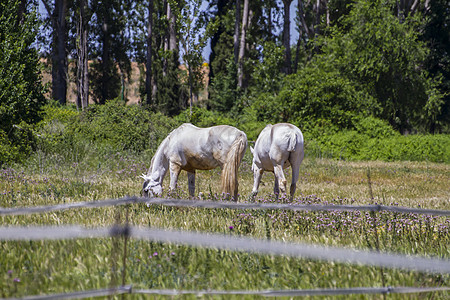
[250,123,304,200]
[141,123,247,201]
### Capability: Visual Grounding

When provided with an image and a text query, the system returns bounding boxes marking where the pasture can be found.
[1,152,449,299]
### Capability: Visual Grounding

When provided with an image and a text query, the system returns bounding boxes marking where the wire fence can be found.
[6,285,450,299]
[1,196,449,299]
[1,196,449,216]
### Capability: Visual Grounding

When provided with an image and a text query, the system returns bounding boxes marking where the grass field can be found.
[1,152,449,299]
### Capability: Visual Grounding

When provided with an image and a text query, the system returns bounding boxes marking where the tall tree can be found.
[0,0,46,161]
[317,0,444,132]
[282,0,292,74]
[237,0,249,89]
[75,0,89,110]
[90,0,131,104]
[145,0,154,106]
[233,0,240,64]
[180,0,208,116]
[422,0,450,132]
[42,0,68,105]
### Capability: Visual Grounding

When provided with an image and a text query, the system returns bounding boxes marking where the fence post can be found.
[121,205,130,300]
[367,168,387,299]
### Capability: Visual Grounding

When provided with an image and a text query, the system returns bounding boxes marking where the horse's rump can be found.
[221,133,247,200]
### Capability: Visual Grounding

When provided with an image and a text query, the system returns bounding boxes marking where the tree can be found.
[237,0,249,89]
[179,0,209,116]
[422,0,450,132]
[234,0,240,64]
[282,0,292,74]
[314,0,444,132]
[90,0,131,104]
[207,0,234,82]
[75,0,89,110]
[42,0,68,105]
[145,0,154,106]
[0,0,46,162]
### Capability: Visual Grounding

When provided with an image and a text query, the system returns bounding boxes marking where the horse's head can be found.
[141,174,162,197]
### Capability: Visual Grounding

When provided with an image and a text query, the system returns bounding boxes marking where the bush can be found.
[174,106,236,128]
[33,100,178,166]
[361,134,449,163]
[249,63,379,129]
[307,129,449,163]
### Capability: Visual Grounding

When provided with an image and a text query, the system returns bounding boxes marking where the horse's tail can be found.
[287,131,298,152]
[221,133,247,201]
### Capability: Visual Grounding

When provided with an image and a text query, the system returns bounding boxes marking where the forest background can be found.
[1,0,449,165]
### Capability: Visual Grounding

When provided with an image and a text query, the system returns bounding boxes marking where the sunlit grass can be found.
[0,154,449,298]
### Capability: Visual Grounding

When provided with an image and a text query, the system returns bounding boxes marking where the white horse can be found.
[141,123,247,201]
[250,123,304,200]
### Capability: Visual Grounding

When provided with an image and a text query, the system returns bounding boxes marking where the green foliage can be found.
[0,0,46,164]
[250,62,378,129]
[35,100,178,166]
[174,106,235,128]
[0,125,35,165]
[250,41,285,94]
[315,0,445,132]
[360,134,450,163]
[308,117,449,163]
[208,58,239,113]
[154,51,185,116]
[89,0,132,104]
[421,0,450,133]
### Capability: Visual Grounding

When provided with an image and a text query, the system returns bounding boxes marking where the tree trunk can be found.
[315,0,320,35]
[17,0,27,25]
[167,2,178,52]
[282,0,292,75]
[146,0,154,106]
[233,0,241,64]
[43,0,68,105]
[101,13,110,104]
[76,0,89,110]
[237,0,249,89]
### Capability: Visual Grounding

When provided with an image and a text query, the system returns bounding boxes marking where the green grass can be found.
[1,153,449,299]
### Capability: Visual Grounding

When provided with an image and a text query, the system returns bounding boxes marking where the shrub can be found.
[361,134,449,163]
[174,106,236,128]
[33,100,178,167]
[307,130,449,163]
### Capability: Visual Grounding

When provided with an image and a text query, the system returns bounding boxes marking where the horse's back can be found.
[271,123,303,151]
[254,123,303,169]
[166,123,247,171]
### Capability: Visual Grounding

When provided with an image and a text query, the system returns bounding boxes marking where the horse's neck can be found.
[148,141,169,183]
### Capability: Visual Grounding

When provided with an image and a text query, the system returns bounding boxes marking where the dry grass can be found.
[172,157,449,210]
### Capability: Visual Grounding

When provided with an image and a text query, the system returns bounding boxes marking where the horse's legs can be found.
[289,151,304,200]
[273,173,279,195]
[187,171,195,198]
[274,164,287,195]
[251,168,263,197]
[169,162,181,194]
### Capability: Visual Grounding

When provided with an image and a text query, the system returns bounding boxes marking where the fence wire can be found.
[1,196,449,216]
[3,285,448,299]
[1,225,449,274]
[3,286,132,300]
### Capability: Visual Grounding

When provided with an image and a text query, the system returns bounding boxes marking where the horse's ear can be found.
[250,146,254,154]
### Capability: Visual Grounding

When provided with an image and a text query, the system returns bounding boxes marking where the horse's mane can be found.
[147,127,178,174]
